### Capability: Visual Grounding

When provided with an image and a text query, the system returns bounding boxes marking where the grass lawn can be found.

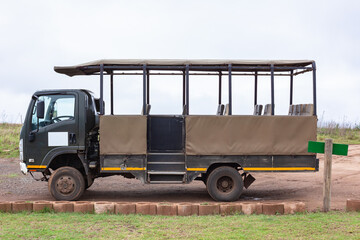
[0,123,22,158]
[0,212,359,239]
[317,127,360,145]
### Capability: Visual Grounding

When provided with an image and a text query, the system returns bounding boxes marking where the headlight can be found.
[19,139,23,152]
[19,139,23,161]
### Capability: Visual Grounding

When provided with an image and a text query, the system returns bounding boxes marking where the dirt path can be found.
[1,145,359,211]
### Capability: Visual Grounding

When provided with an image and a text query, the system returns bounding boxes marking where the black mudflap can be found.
[243,173,256,189]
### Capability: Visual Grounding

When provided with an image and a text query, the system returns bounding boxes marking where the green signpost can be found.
[308,141,348,156]
[308,139,348,212]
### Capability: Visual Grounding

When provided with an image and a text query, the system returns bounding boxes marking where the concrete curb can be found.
[135,202,157,215]
[0,202,12,212]
[157,203,177,216]
[199,203,220,216]
[346,199,360,212]
[74,201,94,213]
[177,203,199,216]
[283,202,306,214]
[33,201,53,212]
[11,201,33,213]
[94,202,115,214]
[262,203,284,215]
[0,201,311,215]
[53,201,74,213]
[241,203,263,215]
[220,203,242,216]
[115,202,136,215]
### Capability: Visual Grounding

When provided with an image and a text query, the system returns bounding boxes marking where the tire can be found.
[206,166,243,202]
[48,167,85,201]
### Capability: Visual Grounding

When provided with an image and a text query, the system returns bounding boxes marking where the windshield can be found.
[31,95,75,131]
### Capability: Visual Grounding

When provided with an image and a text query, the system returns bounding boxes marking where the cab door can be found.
[25,93,79,168]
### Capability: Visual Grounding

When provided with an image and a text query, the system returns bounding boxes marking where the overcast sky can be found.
[0,0,359,124]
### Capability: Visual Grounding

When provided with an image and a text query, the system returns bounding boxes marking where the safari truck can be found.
[19,59,319,201]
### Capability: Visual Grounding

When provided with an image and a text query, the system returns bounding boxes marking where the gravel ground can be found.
[1,145,359,211]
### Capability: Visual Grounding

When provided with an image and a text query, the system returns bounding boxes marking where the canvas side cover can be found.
[100,115,147,155]
[185,116,317,155]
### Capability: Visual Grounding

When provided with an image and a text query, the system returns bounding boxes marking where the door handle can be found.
[69,133,76,144]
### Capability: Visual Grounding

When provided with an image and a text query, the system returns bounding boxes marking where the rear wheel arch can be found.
[207,162,241,174]
[202,162,242,184]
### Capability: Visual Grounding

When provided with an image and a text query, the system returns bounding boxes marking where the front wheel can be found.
[48,167,85,201]
[206,166,243,202]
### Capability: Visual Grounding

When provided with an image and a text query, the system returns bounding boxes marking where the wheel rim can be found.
[56,175,75,195]
[216,176,234,193]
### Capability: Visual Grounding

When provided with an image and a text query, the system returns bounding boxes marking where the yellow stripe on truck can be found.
[187,168,207,171]
[27,165,47,169]
[101,167,122,171]
[101,167,146,171]
[243,167,315,171]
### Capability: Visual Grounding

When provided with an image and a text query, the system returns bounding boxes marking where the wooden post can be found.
[323,138,333,212]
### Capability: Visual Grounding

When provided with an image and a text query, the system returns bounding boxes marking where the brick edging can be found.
[0,201,312,215]
[346,199,360,212]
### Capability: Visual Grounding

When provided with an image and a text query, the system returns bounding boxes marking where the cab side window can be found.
[31,95,75,131]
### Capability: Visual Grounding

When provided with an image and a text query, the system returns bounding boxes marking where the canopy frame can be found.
[55,59,316,116]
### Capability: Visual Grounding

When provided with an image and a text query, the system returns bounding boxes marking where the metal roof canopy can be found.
[53,59,317,117]
[54,59,314,77]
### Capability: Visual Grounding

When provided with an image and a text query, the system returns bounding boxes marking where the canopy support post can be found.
[142,64,147,115]
[228,64,232,115]
[146,70,150,104]
[100,64,104,115]
[312,61,317,116]
[270,64,275,115]
[182,70,185,108]
[290,70,293,105]
[185,65,189,115]
[110,72,114,115]
[219,71,222,105]
[254,71,258,106]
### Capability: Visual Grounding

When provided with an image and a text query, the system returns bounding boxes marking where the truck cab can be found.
[20,89,99,199]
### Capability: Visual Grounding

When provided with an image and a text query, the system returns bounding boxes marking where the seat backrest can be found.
[216,104,225,115]
[295,104,301,116]
[253,104,263,115]
[288,105,295,115]
[263,104,273,115]
[224,104,230,115]
[300,104,314,116]
[141,104,151,115]
[182,104,188,115]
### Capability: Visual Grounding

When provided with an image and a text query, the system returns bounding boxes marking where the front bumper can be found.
[20,162,28,175]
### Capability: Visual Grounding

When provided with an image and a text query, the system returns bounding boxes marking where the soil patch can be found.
[1,145,359,211]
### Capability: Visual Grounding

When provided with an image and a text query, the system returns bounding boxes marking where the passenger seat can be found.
[141,104,151,115]
[288,105,295,115]
[224,104,230,115]
[253,104,263,115]
[263,104,274,115]
[182,104,188,115]
[217,104,225,115]
[289,104,314,116]
[301,104,314,116]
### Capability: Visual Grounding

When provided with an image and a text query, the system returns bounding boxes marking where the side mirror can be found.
[37,101,45,119]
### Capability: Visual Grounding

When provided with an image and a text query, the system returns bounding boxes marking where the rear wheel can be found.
[206,166,243,201]
[48,167,85,201]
